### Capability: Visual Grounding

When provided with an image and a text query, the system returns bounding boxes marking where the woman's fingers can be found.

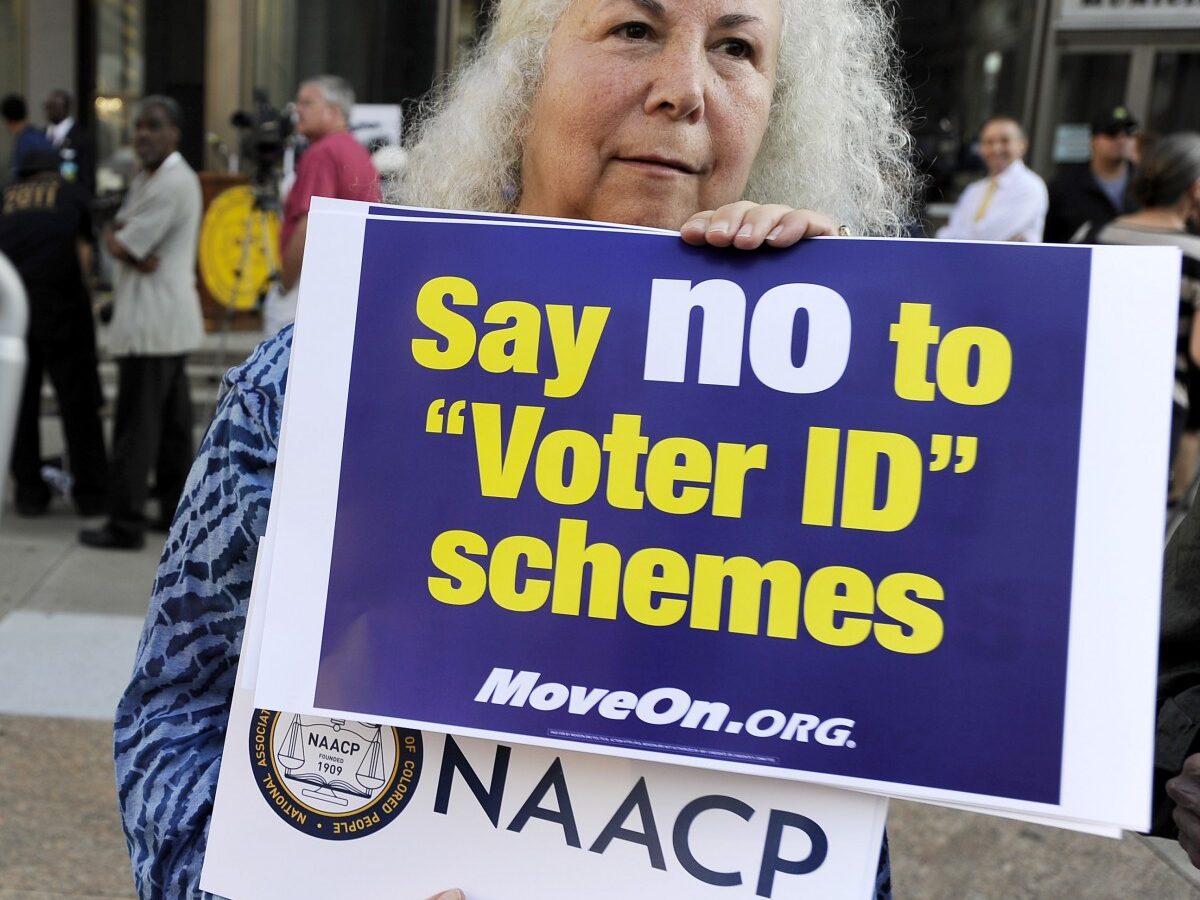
[765,209,837,247]
[680,203,838,249]
[424,891,465,900]
[699,201,758,247]
[681,202,758,247]
[732,204,795,249]
[679,210,716,246]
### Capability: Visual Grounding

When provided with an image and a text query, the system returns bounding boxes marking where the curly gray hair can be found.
[395,0,917,236]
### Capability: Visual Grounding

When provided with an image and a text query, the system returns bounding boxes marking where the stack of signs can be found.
[202,199,1182,899]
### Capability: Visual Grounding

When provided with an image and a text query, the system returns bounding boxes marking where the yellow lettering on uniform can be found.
[711,442,767,519]
[801,427,840,527]
[490,534,552,612]
[551,518,622,619]
[803,565,874,647]
[935,326,1012,405]
[874,572,945,654]
[544,305,610,399]
[623,547,689,627]
[840,430,922,532]
[691,555,801,638]
[472,403,544,498]
[479,300,541,376]
[645,437,712,515]
[602,414,649,510]
[429,529,488,605]
[411,276,479,370]
[889,302,940,401]
[534,429,601,505]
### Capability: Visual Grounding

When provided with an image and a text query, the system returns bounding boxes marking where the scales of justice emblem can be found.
[275,714,393,808]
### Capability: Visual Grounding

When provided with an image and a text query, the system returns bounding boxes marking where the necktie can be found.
[974,178,998,222]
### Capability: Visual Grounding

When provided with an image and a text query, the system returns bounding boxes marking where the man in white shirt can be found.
[80,96,203,550]
[936,116,1048,243]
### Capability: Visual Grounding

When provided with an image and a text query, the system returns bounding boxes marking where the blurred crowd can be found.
[0,77,380,549]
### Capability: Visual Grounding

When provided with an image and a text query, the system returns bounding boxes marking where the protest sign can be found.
[203,690,888,899]
[255,201,1179,830]
[205,520,887,899]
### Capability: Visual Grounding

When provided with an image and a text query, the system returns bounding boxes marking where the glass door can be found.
[1150,50,1200,135]
[1050,51,1132,164]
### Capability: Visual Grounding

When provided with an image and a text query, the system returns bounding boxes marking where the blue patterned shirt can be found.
[112,325,892,899]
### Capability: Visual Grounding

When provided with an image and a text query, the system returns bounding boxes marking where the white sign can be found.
[1058,0,1200,30]
[251,200,1178,836]
[350,103,403,149]
[202,687,889,899]
[204,529,887,899]
[1053,124,1093,164]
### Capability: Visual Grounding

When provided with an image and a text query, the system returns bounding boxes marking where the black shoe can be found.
[79,524,145,550]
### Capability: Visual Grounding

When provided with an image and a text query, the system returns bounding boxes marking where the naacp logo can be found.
[250,708,422,840]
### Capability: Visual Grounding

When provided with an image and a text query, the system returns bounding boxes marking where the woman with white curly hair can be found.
[113,1,916,897]
[398,0,914,237]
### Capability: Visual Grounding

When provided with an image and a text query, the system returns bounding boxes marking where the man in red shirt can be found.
[265,75,381,335]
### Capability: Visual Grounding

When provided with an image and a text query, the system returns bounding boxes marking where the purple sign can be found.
[313,218,1090,804]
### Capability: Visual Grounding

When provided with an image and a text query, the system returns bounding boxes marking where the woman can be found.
[113,1,916,897]
[1075,134,1200,506]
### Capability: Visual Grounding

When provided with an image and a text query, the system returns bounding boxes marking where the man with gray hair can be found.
[265,75,380,335]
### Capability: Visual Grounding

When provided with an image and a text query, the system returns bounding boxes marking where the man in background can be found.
[0,148,107,517]
[937,115,1048,242]
[263,74,379,336]
[1045,106,1140,243]
[44,89,96,197]
[80,96,203,550]
[2,94,54,182]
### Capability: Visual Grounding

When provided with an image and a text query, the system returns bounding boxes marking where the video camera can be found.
[230,88,293,200]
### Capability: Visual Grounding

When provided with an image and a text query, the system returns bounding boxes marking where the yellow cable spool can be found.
[198,185,281,311]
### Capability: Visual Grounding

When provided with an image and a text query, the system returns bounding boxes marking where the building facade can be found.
[903,0,1200,212]
[1032,0,1200,174]
[0,0,489,191]
[1,0,1197,216]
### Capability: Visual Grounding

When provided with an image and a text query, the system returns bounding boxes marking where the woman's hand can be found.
[425,891,465,900]
[1168,753,1200,868]
[680,202,837,250]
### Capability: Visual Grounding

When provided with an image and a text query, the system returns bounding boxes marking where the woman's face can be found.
[517,0,781,229]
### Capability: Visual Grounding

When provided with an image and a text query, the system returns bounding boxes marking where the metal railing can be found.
[0,251,28,527]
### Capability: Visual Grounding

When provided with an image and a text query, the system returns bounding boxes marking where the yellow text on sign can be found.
[410,275,610,399]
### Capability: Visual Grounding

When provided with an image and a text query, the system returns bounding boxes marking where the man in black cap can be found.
[0,148,107,516]
[1044,105,1140,244]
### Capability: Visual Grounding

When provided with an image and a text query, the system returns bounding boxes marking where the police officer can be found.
[0,148,107,516]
